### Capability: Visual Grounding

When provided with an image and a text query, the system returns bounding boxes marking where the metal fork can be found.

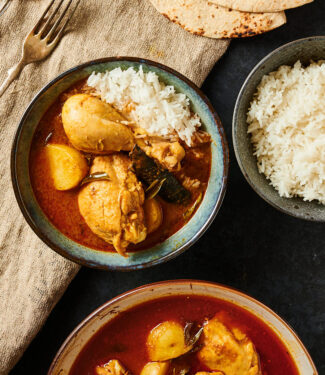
[0,0,82,98]
[0,0,11,17]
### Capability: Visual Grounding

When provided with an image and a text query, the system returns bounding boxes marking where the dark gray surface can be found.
[11,2,325,374]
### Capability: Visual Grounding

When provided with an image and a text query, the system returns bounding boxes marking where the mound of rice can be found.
[247,60,325,204]
[87,67,201,146]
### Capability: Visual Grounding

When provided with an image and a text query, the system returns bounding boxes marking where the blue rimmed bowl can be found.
[11,57,229,270]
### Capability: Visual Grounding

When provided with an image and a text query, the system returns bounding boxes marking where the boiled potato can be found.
[140,362,170,375]
[62,94,134,154]
[144,198,163,234]
[147,321,192,361]
[46,144,88,190]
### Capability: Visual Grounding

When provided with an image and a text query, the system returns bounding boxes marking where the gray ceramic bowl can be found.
[233,36,325,221]
[11,57,228,271]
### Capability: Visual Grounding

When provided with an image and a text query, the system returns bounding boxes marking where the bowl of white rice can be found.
[233,36,325,221]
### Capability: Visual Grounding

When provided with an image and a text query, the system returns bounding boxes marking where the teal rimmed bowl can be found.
[11,57,228,270]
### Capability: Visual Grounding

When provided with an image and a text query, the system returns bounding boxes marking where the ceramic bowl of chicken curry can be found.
[11,57,228,270]
[48,280,317,375]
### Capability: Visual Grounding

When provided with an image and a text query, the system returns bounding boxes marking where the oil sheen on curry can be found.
[69,295,299,375]
[29,67,211,256]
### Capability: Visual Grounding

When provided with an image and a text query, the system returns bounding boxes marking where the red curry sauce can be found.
[29,81,211,252]
[69,295,299,375]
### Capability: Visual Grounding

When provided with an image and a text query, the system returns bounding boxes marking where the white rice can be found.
[247,60,325,204]
[87,66,201,146]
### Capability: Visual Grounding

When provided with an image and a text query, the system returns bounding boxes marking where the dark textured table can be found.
[11,2,325,374]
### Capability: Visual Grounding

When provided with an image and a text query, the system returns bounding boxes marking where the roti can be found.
[149,0,286,39]
[209,0,313,13]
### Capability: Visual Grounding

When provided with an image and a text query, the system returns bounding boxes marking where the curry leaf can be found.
[184,322,194,346]
[145,178,166,200]
[183,193,202,221]
[184,321,204,347]
[44,131,53,146]
[80,172,111,186]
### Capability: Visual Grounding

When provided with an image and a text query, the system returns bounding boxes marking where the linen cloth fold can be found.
[0,1,229,373]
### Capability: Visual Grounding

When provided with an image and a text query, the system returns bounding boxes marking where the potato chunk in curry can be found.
[62,94,134,153]
[198,315,261,375]
[140,361,170,375]
[143,198,163,234]
[45,144,88,190]
[147,321,192,361]
[78,154,147,256]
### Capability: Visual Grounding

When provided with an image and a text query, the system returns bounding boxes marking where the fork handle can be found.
[0,59,26,98]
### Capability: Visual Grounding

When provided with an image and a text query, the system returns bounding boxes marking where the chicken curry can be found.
[69,295,299,375]
[29,79,211,256]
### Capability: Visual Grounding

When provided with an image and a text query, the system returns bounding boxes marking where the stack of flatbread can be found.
[148,0,313,39]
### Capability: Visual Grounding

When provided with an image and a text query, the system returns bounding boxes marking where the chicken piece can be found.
[198,315,261,375]
[137,139,185,171]
[196,372,223,375]
[78,154,147,256]
[180,175,202,191]
[96,360,129,375]
[62,94,134,154]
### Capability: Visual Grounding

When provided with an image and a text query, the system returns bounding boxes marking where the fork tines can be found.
[0,0,11,17]
[34,0,82,43]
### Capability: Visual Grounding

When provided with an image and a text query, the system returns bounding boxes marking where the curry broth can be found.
[29,80,211,253]
[69,295,299,375]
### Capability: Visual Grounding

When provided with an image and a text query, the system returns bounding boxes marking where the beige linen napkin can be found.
[0,1,229,373]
